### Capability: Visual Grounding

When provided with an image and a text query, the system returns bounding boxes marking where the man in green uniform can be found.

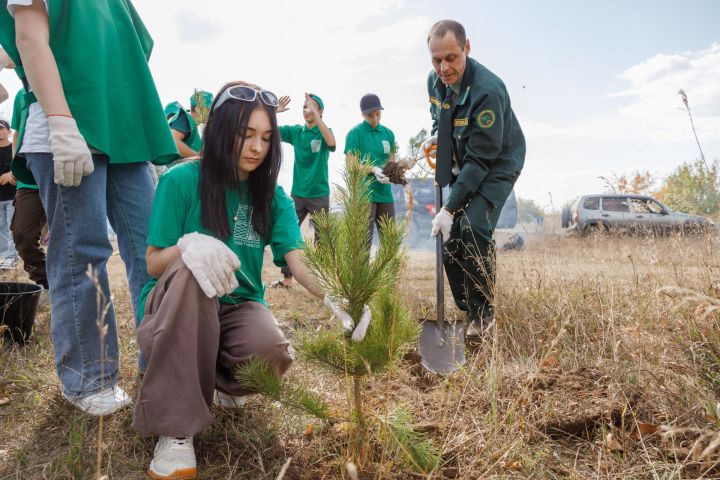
[0,0,177,415]
[344,93,397,246]
[424,20,525,336]
[272,92,335,288]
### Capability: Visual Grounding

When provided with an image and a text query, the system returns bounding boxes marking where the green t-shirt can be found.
[279,124,335,199]
[344,121,395,203]
[137,161,303,318]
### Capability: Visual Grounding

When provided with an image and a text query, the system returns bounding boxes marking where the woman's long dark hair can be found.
[200,81,282,239]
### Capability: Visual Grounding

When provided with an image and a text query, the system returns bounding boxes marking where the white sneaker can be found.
[147,436,197,480]
[63,385,132,416]
[213,390,248,408]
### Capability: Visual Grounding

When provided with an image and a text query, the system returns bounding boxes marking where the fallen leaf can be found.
[540,356,559,368]
[604,432,624,452]
[637,422,658,436]
[508,461,522,471]
[0,397,9,406]
[303,423,314,438]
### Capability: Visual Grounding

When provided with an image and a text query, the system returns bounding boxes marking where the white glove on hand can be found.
[422,135,438,151]
[177,232,240,298]
[324,295,372,343]
[47,116,94,187]
[371,166,390,184]
[431,207,454,240]
[351,305,371,342]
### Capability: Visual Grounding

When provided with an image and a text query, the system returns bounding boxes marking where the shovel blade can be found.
[418,321,466,375]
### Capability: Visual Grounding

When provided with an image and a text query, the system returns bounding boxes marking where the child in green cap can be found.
[272,92,336,288]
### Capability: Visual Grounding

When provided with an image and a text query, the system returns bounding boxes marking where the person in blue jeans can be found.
[0,0,177,415]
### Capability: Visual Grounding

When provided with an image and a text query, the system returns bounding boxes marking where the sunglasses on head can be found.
[212,86,279,112]
[0,122,9,130]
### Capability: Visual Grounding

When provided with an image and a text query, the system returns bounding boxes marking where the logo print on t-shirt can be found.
[233,204,261,248]
[382,140,391,154]
[310,139,321,153]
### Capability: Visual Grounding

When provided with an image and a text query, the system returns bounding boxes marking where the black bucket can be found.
[0,282,44,345]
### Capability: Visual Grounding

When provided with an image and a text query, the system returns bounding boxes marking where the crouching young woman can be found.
[132,81,365,479]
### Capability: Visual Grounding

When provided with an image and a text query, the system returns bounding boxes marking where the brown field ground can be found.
[2,229,720,479]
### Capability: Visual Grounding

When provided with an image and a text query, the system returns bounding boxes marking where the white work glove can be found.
[422,134,437,151]
[371,166,390,184]
[324,295,372,342]
[431,207,454,240]
[47,116,94,187]
[177,232,240,298]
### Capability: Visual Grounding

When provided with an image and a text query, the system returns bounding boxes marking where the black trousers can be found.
[443,193,503,321]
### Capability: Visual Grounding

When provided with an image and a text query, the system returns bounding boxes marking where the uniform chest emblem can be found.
[477,109,496,129]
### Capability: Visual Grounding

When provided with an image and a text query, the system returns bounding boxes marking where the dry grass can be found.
[2,232,720,479]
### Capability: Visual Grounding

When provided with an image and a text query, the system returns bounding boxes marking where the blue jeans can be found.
[25,153,154,398]
[0,199,17,259]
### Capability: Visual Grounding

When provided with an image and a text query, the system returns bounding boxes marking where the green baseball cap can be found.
[308,93,324,111]
[190,90,213,109]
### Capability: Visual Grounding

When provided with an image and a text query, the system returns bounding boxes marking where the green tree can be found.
[656,159,720,215]
[517,197,545,221]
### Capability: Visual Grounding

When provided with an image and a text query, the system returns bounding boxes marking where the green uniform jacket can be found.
[427,57,525,213]
[0,0,178,184]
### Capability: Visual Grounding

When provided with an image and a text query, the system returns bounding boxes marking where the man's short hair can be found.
[427,20,466,47]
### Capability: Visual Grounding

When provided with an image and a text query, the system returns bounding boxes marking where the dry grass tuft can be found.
[2,232,720,478]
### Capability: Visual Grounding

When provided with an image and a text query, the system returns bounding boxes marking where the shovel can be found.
[418,181,465,375]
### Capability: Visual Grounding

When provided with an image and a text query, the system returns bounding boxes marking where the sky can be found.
[0,0,719,210]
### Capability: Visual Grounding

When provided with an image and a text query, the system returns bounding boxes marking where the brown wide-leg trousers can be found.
[132,258,294,438]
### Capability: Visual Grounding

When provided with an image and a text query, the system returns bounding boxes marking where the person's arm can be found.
[284,249,322,299]
[305,93,335,150]
[146,245,181,279]
[14,1,71,116]
[315,116,335,151]
[171,130,199,158]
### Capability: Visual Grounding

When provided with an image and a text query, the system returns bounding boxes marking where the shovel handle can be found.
[425,144,437,170]
[435,182,444,326]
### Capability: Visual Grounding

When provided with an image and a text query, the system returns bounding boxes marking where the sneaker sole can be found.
[147,467,197,480]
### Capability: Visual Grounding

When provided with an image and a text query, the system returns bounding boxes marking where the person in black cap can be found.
[344,93,397,246]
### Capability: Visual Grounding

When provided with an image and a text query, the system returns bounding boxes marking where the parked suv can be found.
[562,194,715,235]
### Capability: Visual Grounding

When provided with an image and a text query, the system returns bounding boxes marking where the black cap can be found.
[360,93,383,115]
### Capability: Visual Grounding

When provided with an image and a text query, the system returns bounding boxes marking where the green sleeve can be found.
[269,187,303,268]
[169,112,191,139]
[343,129,358,155]
[326,127,336,152]
[10,90,23,130]
[278,125,298,144]
[427,71,439,135]
[445,92,505,213]
[125,0,155,60]
[146,167,192,248]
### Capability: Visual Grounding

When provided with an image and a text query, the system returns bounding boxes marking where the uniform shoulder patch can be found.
[476,109,496,129]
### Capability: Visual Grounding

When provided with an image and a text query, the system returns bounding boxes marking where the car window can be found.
[582,197,599,210]
[602,197,630,212]
[645,199,665,214]
[629,198,652,213]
